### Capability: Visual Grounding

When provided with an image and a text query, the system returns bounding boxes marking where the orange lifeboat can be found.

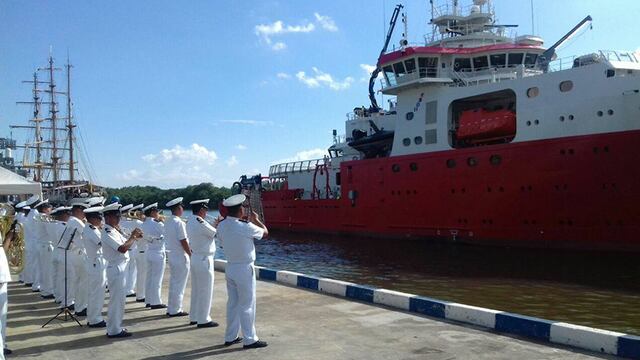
[457,108,516,143]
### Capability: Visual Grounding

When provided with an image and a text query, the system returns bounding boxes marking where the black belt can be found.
[139,251,145,253]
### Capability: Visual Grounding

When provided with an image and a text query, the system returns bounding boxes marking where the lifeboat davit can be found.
[456,108,516,143]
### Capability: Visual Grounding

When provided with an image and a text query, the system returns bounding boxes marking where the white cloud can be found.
[296,67,353,91]
[255,20,315,50]
[226,155,239,167]
[359,63,383,82]
[314,13,338,32]
[276,72,291,79]
[272,42,287,51]
[142,143,217,166]
[218,119,275,126]
[276,148,328,164]
[236,144,247,150]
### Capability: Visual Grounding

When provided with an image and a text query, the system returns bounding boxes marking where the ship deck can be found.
[5,272,613,359]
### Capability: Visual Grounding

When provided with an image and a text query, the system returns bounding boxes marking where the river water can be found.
[215,227,639,335]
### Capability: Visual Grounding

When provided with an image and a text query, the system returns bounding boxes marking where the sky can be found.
[1,0,639,189]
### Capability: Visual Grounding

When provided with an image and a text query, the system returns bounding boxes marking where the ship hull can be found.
[262,130,640,251]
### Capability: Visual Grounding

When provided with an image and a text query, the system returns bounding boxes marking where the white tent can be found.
[0,166,42,196]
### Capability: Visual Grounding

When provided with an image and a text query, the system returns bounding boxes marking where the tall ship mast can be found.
[8,52,101,202]
[239,0,640,251]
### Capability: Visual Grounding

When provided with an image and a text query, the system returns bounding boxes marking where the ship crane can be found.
[537,15,592,72]
[368,3,403,112]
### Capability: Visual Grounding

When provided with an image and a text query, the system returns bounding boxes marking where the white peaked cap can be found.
[26,195,40,206]
[84,206,103,214]
[142,203,159,212]
[222,194,246,207]
[131,204,144,211]
[101,203,122,213]
[120,204,134,212]
[166,197,183,207]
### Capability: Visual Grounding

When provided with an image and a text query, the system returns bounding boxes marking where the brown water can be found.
[217,230,640,335]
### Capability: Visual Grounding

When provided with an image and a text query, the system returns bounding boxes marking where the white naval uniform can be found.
[54,222,74,306]
[83,224,107,325]
[133,219,146,301]
[0,233,12,359]
[120,219,139,296]
[185,215,216,324]
[101,224,130,336]
[64,217,87,312]
[15,213,25,283]
[217,217,265,345]
[34,215,55,297]
[46,221,67,301]
[141,218,165,306]
[165,215,190,315]
[22,209,39,289]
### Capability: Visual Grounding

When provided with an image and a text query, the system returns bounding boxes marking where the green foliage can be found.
[105,182,232,209]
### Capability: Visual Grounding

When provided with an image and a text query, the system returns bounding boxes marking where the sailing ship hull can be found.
[262,129,640,251]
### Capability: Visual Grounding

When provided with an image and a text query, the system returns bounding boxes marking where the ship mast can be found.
[43,54,60,185]
[66,55,75,183]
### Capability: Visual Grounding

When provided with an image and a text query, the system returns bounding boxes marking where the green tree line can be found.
[105,182,232,210]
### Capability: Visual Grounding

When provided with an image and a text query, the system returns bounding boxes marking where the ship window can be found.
[467,157,478,167]
[559,80,573,92]
[402,138,411,146]
[425,129,437,144]
[410,162,418,171]
[473,56,489,71]
[446,159,456,168]
[406,112,414,120]
[391,164,400,172]
[606,69,615,78]
[490,53,507,68]
[393,62,407,78]
[336,172,341,185]
[508,53,524,67]
[383,66,397,86]
[419,57,438,77]
[404,58,416,75]
[524,53,538,68]
[526,87,539,98]
[453,58,472,72]
[414,136,423,145]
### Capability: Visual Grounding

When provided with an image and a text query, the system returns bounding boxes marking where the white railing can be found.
[269,158,328,178]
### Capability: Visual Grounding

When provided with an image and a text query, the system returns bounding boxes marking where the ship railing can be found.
[269,158,328,178]
[447,67,538,87]
[346,109,394,121]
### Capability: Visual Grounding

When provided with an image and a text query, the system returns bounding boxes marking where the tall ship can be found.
[242,0,640,251]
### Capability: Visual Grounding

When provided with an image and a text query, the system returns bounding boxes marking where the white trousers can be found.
[31,244,43,291]
[86,256,107,325]
[51,248,61,300]
[54,249,75,306]
[23,243,36,285]
[144,250,165,306]
[189,254,213,324]
[38,243,55,296]
[0,282,7,359]
[224,263,258,345]
[134,251,146,301]
[106,260,127,336]
[70,250,88,312]
[125,251,137,295]
[167,251,190,315]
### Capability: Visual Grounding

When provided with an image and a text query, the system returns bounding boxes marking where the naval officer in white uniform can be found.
[118,204,138,298]
[130,204,146,303]
[185,199,218,327]
[0,217,18,358]
[101,203,143,338]
[141,203,166,309]
[83,205,107,328]
[33,199,52,293]
[165,197,191,317]
[21,195,39,288]
[217,194,269,349]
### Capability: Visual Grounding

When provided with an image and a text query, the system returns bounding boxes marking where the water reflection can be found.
[217,230,640,335]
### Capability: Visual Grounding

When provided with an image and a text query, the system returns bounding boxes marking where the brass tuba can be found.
[0,203,25,275]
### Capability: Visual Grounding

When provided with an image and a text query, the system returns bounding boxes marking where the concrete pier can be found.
[6,271,614,359]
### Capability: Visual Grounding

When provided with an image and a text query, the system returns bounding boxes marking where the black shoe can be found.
[197,321,219,328]
[150,304,167,310]
[167,311,189,317]
[88,320,107,328]
[243,340,268,349]
[55,300,61,304]
[107,330,132,338]
[145,304,151,308]
[24,283,32,287]
[41,294,55,299]
[68,304,75,311]
[4,348,12,355]
[126,293,136,298]
[74,309,87,317]
[189,321,197,325]
[136,298,145,303]
[31,289,40,293]
[224,337,243,346]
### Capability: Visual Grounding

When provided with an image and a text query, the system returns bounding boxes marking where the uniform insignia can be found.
[106,228,112,233]
[153,218,161,223]
[196,217,204,223]
[89,224,96,230]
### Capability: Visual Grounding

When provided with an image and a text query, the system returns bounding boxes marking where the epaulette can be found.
[61,222,66,225]
[196,217,204,224]
[106,228,112,233]
[239,219,249,223]
[153,218,161,223]
[89,224,96,230]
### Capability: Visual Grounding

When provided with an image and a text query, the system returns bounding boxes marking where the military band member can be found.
[1,218,18,359]
[101,203,143,338]
[119,204,138,298]
[14,202,26,284]
[186,199,218,327]
[217,194,269,349]
[22,195,39,288]
[66,200,89,317]
[131,204,146,303]
[34,200,53,295]
[141,203,166,309]
[165,197,191,317]
[83,205,107,327]
[48,207,71,303]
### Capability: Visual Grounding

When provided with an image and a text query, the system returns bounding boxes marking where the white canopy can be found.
[0,166,42,196]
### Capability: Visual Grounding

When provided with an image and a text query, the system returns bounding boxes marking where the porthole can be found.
[414,136,423,145]
[409,162,418,171]
[391,164,400,173]
[560,116,565,122]
[608,109,614,116]
[559,80,574,92]
[490,154,502,165]
[569,115,575,120]
[467,157,478,167]
[534,119,539,125]
[406,112,414,121]
[526,120,532,126]
[597,111,604,117]
[402,138,411,146]
[527,87,539,98]
[446,159,456,168]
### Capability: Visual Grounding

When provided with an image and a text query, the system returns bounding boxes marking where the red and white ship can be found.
[247,1,640,251]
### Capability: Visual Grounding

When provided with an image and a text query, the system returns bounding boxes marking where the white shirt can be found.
[0,234,11,283]
[35,213,51,244]
[101,224,130,264]
[59,216,85,250]
[133,219,145,251]
[23,209,39,247]
[216,217,264,264]
[83,223,103,260]
[186,215,216,256]
[141,218,165,251]
[47,221,67,248]
[165,215,188,252]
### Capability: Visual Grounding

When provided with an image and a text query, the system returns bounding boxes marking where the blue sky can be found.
[1,0,639,188]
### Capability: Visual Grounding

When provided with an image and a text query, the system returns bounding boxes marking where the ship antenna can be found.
[530,0,535,34]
